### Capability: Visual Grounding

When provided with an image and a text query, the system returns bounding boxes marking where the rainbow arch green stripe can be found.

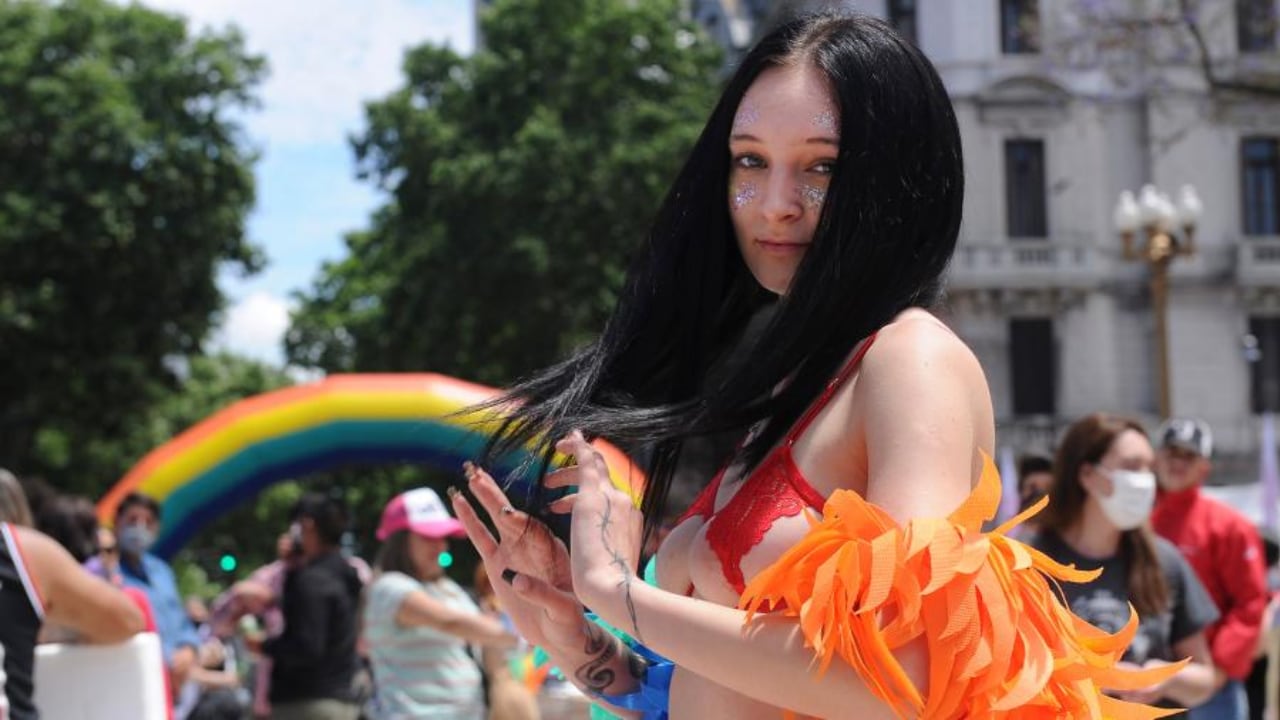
[97,373,645,558]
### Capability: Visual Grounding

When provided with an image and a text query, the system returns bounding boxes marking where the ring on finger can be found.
[500,505,516,515]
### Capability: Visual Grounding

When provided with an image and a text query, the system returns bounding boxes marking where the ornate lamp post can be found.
[1113,184,1203,419]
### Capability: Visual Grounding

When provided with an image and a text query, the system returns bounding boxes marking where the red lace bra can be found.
[675,334,878,594]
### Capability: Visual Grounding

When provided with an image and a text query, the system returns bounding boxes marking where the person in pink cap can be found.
[362,488,518,720]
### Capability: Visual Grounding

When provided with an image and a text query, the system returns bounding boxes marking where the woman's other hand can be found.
[451,462,585,653]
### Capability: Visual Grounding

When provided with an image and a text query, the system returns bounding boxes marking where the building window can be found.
[1238,0,1278,53]
[1001,0,1041,54]
[1010,318,1056,416]
[1244,138,1280,235]
[1005,139,1048,238]
[1251,317,1280,413]
[888,0,917,45]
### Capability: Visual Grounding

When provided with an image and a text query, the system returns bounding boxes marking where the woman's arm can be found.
[21,526,146,644]
[395,589,517,648]
[568,317,989,718]
[1152,633,1217,708]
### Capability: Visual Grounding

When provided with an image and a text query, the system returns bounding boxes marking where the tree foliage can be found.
[286,0,722,385]
[0,0,266,494]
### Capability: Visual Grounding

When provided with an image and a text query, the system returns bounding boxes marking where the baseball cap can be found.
[1157,417,1213,459]
[377,488,466,541]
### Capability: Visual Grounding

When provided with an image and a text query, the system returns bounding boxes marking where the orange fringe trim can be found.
[739,453,1185,719]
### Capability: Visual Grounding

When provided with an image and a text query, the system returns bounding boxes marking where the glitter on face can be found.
[732,181,758,211]
[798,183,826,210]
[732,102,759,132]
[813,109,837,133]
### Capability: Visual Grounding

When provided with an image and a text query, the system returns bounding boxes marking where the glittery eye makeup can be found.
[798,183,826,210]
[732,102,759,132]
[732,181,758,211]
[813,109,837,134]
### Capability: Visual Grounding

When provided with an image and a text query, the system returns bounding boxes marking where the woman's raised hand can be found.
[450,462,586,652]
[548,431,645,630]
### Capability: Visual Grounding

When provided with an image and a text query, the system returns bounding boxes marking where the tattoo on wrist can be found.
[574,622,650,697]
[597,496,643,640]
[576,622,618,692]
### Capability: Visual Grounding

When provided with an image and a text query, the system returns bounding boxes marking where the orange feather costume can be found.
[739,453,1185,719]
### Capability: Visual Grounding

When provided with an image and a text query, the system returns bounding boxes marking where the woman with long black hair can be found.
[450,10,1178,719]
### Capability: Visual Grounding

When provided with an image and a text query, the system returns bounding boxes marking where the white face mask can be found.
[1094,468,1157,530]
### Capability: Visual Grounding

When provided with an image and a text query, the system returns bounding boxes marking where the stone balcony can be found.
[947,239,1107,291]
[1236,236,1280,286]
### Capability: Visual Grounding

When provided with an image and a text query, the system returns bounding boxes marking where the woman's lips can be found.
[756,238,809,254]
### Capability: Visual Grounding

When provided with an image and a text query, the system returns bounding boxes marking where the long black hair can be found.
[481,11,964,540]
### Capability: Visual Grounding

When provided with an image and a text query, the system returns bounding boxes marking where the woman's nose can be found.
[760,171,803,224]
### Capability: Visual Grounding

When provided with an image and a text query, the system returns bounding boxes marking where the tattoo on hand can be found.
[576,622,618,692]
[597,496,642,640]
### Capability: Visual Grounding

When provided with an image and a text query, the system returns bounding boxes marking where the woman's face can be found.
[409,533,447,580]
[728,63,839,295]
[1085,429,1155,496]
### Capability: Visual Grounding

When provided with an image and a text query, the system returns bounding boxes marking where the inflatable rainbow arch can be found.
[97,374,645,558]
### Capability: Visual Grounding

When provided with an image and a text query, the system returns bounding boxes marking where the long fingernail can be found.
[446,486,460,500]
[501,569,517,585]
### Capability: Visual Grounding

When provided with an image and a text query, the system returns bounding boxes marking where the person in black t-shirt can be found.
[253,494,363,720]
[1031,413,1219,711]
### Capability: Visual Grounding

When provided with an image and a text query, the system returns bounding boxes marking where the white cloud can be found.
[215,290,292,365]
[138,0,473,147]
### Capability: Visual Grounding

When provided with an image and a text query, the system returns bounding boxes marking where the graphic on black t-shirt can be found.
[1063,586,1172,663]
[1029,530,1219,666]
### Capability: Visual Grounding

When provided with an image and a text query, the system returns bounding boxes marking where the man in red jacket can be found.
[1152,418,1268,720]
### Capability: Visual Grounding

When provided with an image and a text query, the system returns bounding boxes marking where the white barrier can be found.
[34,632,168,720]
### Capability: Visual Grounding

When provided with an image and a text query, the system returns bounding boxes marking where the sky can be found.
[135,0,475,365]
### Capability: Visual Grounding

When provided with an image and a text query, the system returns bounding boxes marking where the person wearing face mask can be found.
[1030,413,1219,710]
[1152,418,1269,720]
[114,492,201,708]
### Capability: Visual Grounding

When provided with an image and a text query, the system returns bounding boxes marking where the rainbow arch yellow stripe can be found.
[97,374,645,557]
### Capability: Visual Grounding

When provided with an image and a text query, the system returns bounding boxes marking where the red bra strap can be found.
[785,333,878,445]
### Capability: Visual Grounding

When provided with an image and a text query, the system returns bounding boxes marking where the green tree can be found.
[286,0,721,385]
[0,0,266,494]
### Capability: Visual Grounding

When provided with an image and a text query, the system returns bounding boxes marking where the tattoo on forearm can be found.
[575,622,618,692]
[574,622,650,696]
[597,496,642,640]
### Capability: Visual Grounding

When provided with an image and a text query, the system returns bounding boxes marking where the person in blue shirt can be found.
[114,492,199,702]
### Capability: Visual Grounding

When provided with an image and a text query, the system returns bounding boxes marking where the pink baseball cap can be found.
[377,488,466,541]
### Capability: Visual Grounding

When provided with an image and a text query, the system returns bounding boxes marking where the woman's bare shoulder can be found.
[854,308,995,459]
[862,308,984,380]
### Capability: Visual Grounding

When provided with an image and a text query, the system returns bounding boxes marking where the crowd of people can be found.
[0,472,547,720]
[1015,416,1278,719]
